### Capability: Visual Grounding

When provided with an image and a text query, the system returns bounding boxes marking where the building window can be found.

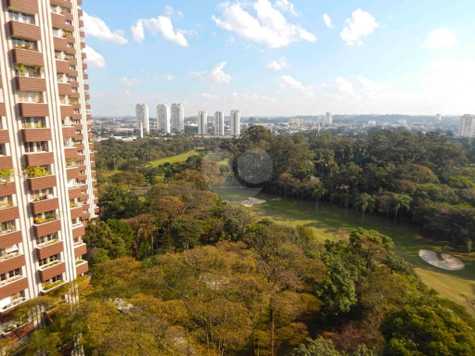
[17,92,42,104]
[0,196,13,209]
[8,11,35,25]
[37,233,58,246]
[0,268,22,285]
[0,221,16,235]
[32,188,53,202]
[12,38,37,51]
[25,141,49,153]
[39,254,60,267]
[22,117,46,129]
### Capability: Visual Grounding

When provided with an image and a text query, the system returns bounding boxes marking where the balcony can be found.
[76,260,88,275]
[0,231,22,250]
[19,103,48,117]
[55,60,69,74]
[25,152,54,167]
[0,254,24,275]
[72,225,85,238]
[6,0,38,15]
[58,83,72,96]
[39,261,65,282]
[70,206,83,219]
[0,130,9,144]
[33,219,60,238]
[60,105,74,118]
[66,167,80,180]
[22,128,51,142]
[62,127,75,139]
[9,21,41,41]
[31,198,58,215]
[64,147,79,159]
[0,103,4,116]
[51,0,72,9]
[51,13,72,31]
[0,157,12,172]
[28,175,56,191]
[53,37,69,52]
[0,207,19,224]
[36,240,63,260]
[0,183,15,198]
[0,277,28,302]
[16,77,46,92]
[74,243,87,258]
[12,48,43,67]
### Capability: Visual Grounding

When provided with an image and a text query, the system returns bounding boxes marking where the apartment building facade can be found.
[0,0,96,314]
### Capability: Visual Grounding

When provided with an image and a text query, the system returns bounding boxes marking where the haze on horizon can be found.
[83,0,475,117]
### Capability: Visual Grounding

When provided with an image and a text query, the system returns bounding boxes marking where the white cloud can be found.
[323,13,333,29]
[132,16,189,47]
[120,77,138,87]
[164,74,175,81]
[213,0,316,48]
[84,46,105,68]
[340,9,378,46]
[280,75,313,96]
[267,58,288,71]
[164,5,184,18]
[275,0,298,16]
[423,28,457,49]
[193,62,232,84]
[83,12,127,45]
[202,92,219,100]
[211,62,232,84]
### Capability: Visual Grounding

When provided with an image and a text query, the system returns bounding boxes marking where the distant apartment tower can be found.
[215,111,225,136]
[171,103,184,133]
[436,113,442,121]
[459,115,475,138]
[0,0,95,312]
[136,104,149,138]
[324,112,333,126]
[231,110,241,137]
[198,111,207,136]
[157,104,170,134]
[288,118,304,129]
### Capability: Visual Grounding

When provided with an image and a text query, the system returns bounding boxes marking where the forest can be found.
[226,127,475,251]
[8,129,475,355]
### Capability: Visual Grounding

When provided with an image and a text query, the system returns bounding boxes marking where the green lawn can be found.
[215,185,475,315]
[146,150,199,168]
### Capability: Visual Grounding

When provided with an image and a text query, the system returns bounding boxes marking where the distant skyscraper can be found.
[136,104,150,138]
[231,110,241,137]
[325,112,333,126]
[157,104,171,134]
[171,103,185,133]
[215,111,225,136]
[459,115,475,138]
[198,111,208,135]
[436,113,442,121]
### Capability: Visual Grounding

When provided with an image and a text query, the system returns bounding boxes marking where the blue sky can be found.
[83,0,475,117]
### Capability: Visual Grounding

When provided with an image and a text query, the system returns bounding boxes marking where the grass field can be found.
[215,185,475,315]
[146,150,199,168]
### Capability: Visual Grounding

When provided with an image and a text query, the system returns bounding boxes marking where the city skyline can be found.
[83,0,475,117]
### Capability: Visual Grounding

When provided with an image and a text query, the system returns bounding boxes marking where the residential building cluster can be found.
[0,0,96,314]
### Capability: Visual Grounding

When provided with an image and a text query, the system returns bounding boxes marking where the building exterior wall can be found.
[170,103,184,133]
[460,115,475,138]
[231,110,241,137]
[0,0,94,313]
[215,111,224,136]
[135,104,149,138]
[198,111,207,136]
[157,104,170,134]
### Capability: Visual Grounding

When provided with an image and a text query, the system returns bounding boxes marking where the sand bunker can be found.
[241,197,266,208]
[419,249,465,271]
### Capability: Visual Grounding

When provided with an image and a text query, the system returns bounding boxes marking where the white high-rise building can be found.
[136,104,150,138]
[198,111,208,136]
[231,110,241,137]
[459,115,475,138]
[215,111,225,136]
[436,113,443,121]
[171,103,185,133]
[324,112,333,126]
[157,104,171,134]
